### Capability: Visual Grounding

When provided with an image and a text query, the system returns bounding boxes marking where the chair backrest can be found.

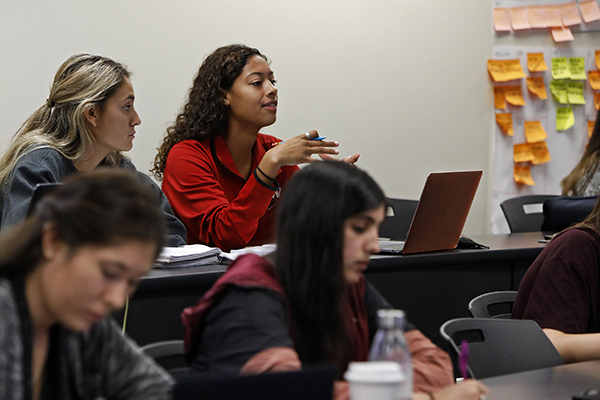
[541,195,598,233]
[468,291,518,319]
[500,195,559,233]
[439,318,563,379]
[141,339,188,380]
[379,198,419,240]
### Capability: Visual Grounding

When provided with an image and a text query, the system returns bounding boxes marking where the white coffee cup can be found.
[344,361,405,400]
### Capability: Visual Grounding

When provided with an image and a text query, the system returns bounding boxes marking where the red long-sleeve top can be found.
[162,134,298,251]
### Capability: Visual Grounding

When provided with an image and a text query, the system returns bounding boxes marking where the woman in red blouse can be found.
[153,44,359,250]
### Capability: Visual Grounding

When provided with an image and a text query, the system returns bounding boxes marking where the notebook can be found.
[173,366,335,400]
[379,170,482,255]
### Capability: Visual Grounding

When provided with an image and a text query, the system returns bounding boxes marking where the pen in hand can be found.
[459,340,470,380]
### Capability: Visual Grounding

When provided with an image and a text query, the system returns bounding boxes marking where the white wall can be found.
[4,1,590,235]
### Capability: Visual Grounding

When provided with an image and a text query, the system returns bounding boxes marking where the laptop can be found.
[379,170,482,255]
[173,366,335,400]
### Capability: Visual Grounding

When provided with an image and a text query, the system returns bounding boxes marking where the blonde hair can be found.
[0,54,131,186]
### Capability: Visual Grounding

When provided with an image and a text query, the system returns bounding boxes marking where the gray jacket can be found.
[0,146,187,247]
[0,276,174,400]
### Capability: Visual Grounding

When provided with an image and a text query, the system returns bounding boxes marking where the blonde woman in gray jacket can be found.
[0,169,173,400]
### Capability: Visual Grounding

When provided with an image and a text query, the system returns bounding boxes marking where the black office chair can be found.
[468,291,518,319]
[541,195,598,233]
[141,339,188,381]
[439,318,563,379]
[500,195,559,233]
[379,198,418,240]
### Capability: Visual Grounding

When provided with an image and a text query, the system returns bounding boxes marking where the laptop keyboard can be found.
[378,240,405,253]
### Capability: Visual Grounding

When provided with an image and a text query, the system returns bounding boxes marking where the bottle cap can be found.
[376,309,405,329]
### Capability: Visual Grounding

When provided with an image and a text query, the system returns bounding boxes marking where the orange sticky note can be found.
[527,6,548,28]
[511,7,531,30]
[552,26,575,42]
[505,85,526,106]
[525,121,548,143]
[561,2,582,26]
[530,141,552,165]
[494,8,512,32]
[514,143,535,163]
[494,87,507,109]
[589,71,600,90]
[596,51,600,70]
[514,165,536,186]
[526,77,548,100]
[496,113,514,136]
[487,59,527,82]
[588,120,596,137]
[579,0,600,23]
[595,92,600,110]
[546,6,563,27]
[527,53,549,71]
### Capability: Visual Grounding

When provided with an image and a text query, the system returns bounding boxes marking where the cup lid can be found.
[344,361,404,383]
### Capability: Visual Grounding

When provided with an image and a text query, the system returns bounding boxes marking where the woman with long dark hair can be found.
[0,53,186,246]
[562,110,600,196]
[153,44,358,251]
[0,169,172,399]
[182,161,488,400]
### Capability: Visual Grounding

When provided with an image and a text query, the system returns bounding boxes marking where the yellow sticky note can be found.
[567,81,586,104]
[528,53,549,71]
[596,51,600,70]
[514,143,535,163]
[551,26,575,42]
[511,7,531,30]
[595,92,600,110]
[556,107,575,131]
[530,141,552,165]
[526,77,548,99]
[580,0,600,23]
[552,57,571,79]
[524,121,548,143]
[527,6,547,28]
[504,85,526,106]
[569,58,587,80]
[588,120,596,137]
[546,6,563,27]
[494,87,507,109]
[550,80,568,103]
[561,2,582,26]
[496,113,514,136]
[589,71,600,90]
[494,8,512,32]
[514,165,536,186]
[488,59,527,82]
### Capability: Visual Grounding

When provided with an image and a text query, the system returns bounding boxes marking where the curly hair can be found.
[152,44,267,180]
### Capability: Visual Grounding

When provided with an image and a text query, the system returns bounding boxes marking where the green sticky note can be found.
[550,80,568,104]
[556,107,575,131]
[567,82,586,104]
[552,57,571,80]
[569,57,587,80]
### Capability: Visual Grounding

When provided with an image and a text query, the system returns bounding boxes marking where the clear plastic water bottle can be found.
[368,309,413,400]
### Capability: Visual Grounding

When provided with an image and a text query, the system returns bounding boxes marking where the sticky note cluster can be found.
[494,1,600,43]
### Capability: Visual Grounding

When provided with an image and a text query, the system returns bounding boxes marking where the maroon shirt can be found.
[512,227,600,333]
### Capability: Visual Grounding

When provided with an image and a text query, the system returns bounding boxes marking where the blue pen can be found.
[459,340,470,380]
[273,136,326,146]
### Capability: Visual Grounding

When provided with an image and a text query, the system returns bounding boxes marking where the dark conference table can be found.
[482,360,600,400]
[120,232,547,351]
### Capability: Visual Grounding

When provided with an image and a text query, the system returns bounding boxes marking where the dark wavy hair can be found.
[152,44,267,180]
[562,108,600,195]
[274,161,386,376]
[0,169,166,277]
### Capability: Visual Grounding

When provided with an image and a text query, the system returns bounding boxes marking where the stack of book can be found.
[154,244,222,269]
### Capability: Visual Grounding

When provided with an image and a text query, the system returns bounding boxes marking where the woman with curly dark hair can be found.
[153,44,359,251]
